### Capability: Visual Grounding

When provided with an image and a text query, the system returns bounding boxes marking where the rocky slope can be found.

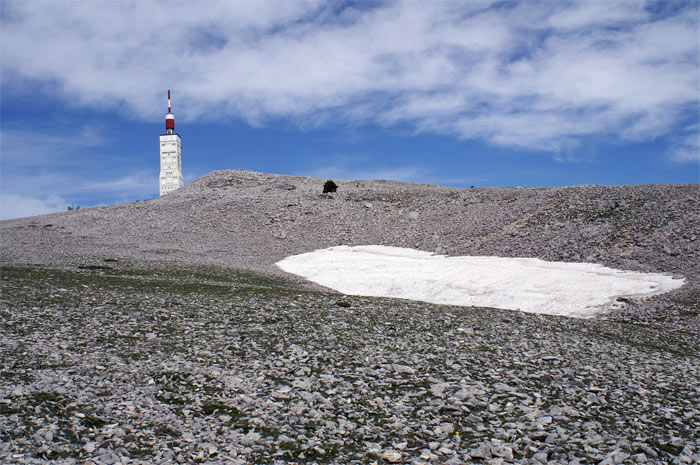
[1,170,699,464]
[1,169,698,326]
[1,265,698,464]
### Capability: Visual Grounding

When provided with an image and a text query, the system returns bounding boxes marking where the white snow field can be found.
[276,245,685,318]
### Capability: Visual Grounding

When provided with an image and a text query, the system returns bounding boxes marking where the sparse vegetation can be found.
[0,263,697,463]
[0,170,698,463]
[323,179,337,193]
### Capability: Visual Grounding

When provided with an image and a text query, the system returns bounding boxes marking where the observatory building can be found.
[159,90,184,196]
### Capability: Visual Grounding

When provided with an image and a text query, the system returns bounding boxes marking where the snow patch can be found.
[276,245,685,318]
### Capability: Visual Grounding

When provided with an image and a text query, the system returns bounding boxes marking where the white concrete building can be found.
[159,90,184,196]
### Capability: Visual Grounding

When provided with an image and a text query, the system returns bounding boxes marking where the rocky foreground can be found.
[1,170,699,464]
[1,264,698,465]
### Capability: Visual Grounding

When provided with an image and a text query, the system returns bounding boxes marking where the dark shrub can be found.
[323,180,338,193]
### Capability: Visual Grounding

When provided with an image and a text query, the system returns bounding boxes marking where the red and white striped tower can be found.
[165,90,175,134]
[159,90,184,196]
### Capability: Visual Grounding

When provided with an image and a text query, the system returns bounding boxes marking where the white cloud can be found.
[669,124,700,163]
[1,123,158,209]
[299,155,495,187]
[547,1,648,31]
[310,166,424,183]
[0,193,69,220]
[1,170,156,206]
[77,173,155,196]
[300,154,426,183]
[2,1,698,154]
[1,126,104,166]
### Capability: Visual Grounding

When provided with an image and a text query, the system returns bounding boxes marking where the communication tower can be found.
[159,90,183,196]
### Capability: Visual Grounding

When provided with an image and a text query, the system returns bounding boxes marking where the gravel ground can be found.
[1,170,699,464]
[1,169,697,329]
[1,264,698,464]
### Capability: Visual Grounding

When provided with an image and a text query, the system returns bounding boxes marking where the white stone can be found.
[381,450,402,462]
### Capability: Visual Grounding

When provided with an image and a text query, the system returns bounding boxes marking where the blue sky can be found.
[1,0,698,220]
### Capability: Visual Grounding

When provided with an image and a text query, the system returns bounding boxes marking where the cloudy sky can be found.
[1,1,698,219]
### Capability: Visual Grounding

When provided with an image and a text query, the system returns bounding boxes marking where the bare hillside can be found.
[1,169,698,326]
[1,170,699,464]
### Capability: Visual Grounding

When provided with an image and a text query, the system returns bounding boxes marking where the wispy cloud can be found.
[0,193,69,220]
[2,1,697,157]
[296,152,426,183]
[0,170,156,219]
[669,124,700,163]
[76,173,155,197]
[2,169,155,201]
[1,126,104,166]
[303,164,425,183]
[1,124,158,218]
[297,153,501,187]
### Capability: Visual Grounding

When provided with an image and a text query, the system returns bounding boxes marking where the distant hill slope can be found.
[1,169,698,325]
